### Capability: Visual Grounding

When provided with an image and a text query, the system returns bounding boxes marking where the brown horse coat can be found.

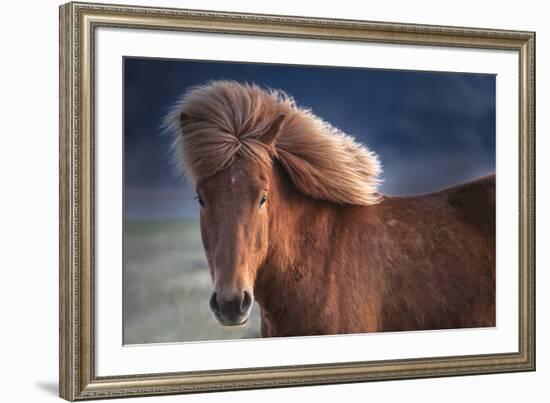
[256,164,495,336]
[166,80,496,337]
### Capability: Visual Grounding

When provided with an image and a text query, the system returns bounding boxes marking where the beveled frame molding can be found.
[59,2,535,400]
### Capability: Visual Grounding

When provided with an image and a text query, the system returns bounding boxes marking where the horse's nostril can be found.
[209,292,220,314]
[240,290,252,313]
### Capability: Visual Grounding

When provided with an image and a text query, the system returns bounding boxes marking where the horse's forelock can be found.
[166,80,382,206]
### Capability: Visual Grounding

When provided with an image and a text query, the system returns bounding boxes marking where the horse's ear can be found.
[261,114,285,147]
[179,112,191,131]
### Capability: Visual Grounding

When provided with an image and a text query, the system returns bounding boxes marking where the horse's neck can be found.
[268,162,336,269]
[254,165,338,325]
[267,194,335,272]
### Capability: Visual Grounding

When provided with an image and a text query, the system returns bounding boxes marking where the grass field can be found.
[123,219,261,344]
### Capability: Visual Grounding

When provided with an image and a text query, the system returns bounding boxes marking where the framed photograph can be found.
[59,2,535,400]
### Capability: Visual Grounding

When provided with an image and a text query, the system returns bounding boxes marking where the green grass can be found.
[123,218,261,344]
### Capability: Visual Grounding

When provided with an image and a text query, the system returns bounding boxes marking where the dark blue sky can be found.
[124,57,495,219]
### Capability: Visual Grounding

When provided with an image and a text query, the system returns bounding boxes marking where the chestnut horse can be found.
[166,80,495,337]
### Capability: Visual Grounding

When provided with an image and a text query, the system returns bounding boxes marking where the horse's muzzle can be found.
[209,289,253,326]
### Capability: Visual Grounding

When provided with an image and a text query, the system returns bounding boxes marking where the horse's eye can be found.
[195,195,204,208]
[259,194,267,209]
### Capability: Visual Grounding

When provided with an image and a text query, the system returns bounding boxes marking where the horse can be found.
[165,80,496,337]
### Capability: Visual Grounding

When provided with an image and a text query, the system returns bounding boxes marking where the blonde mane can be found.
[165,80,382,206]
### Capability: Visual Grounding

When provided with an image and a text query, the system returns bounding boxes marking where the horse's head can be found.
[194,116,285,326]
[168,81,382,327]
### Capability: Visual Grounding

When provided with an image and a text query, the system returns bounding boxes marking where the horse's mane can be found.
[165,80,382,206]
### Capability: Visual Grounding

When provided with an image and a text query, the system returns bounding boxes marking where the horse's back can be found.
[377,173,496,237]
[441,174,495,239]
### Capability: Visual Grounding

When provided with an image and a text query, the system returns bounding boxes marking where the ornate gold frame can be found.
[59,2,535,400]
